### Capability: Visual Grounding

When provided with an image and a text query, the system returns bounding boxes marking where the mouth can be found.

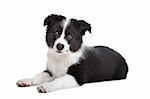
[56,50,62,53]
[56,50,69,53]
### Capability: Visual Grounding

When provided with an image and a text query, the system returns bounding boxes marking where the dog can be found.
[16,14,128,93]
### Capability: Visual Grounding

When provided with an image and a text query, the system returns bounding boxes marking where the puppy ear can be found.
[77,20,91,35]
[44,14,66,28]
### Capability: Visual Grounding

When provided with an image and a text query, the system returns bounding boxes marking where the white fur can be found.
[37,74,79,93]
[47,44,86,78]
[17,72,54,86]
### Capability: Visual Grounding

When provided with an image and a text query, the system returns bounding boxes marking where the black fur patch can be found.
[67,46,128,85]
[70,19,91,35]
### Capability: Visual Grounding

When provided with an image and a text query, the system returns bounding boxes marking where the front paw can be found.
[37,84,51,93]
[16,79,33,87]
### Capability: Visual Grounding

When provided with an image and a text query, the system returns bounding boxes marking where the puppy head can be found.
[44,14,91,53]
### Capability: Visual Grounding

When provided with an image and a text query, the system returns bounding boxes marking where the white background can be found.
[0,0,149,99]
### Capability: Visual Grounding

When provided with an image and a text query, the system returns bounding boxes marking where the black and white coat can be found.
[17,14,128,93]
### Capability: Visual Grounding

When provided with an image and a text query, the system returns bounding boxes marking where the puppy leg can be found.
[16,71,54,87]
[37,74,79,93]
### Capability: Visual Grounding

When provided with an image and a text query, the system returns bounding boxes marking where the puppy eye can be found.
[54,32,59,36]
[67,35,72,40]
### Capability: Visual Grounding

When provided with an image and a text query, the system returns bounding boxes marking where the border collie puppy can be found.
[17,14,128,93]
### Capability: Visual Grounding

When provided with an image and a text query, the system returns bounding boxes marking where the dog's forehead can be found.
[62,19,70,33]
[60,19,74,37]
[62,19,78,35]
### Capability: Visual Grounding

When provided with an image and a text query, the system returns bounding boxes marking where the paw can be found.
[37,84,51,93]
[16,79,33,87]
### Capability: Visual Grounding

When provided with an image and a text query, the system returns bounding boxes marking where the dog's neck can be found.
[46,44,87,77]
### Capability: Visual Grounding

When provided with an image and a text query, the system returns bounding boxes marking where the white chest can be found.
[46,48,83,77]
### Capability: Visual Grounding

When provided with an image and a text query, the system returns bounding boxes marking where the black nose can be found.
[56,43,64,51]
